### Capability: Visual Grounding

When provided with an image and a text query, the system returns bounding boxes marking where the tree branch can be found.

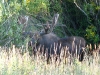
[74,0,88,17]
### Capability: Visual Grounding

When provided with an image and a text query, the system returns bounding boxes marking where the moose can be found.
[28,13,61,64]
[28,13,86,64]
[29,32,60,64]
[58,36,86,62]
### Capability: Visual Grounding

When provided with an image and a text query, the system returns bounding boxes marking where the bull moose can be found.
[28,13,61,64]
[28,13,86,64]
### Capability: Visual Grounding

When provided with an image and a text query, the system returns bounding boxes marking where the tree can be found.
[49,0,100,44]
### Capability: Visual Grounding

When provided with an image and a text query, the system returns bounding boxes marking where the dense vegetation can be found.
[0,0,100,47]
[0,1,100,75]
[0,45,99,75]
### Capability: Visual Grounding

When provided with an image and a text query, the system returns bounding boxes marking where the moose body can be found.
[37,33,60,52]
[29,33,86,63]
[29,32,61,64]
[58,36,86,61]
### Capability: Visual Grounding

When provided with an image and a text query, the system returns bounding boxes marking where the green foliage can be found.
[0,0,50,47]
[1,0,100,47]
[0,3,3,21]
[49,0,62,15]
[57,0,100,44]
[0,0,28,46]
[84,2,96,15]
[0,15,24,46]
[85,25,99,44]
[24,0,49,15]
[58,0,88,37]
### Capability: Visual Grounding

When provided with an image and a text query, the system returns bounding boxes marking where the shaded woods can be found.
[50,0,100,44]
[0,0,100,46]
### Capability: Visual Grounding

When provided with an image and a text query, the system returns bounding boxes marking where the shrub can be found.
[85,25,99,44]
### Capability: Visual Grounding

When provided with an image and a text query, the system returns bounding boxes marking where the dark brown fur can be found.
[58,36,86,61]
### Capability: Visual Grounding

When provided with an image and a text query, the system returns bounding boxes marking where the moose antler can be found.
[49,13,59,32]
[52,13,59,27]
[42,13,59,34]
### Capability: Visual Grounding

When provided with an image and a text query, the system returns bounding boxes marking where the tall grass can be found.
[0,45,100,75]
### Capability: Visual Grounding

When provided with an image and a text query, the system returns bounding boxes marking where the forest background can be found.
[0,0,100,47]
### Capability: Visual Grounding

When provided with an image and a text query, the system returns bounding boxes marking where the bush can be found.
[0,0,50,47]
[85,25,99,44]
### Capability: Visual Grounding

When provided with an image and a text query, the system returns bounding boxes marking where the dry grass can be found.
[0,45,100,75]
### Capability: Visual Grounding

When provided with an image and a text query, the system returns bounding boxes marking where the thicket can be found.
[0,0,100,47]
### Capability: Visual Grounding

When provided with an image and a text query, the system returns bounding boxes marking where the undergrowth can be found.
[0,45,100,75]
